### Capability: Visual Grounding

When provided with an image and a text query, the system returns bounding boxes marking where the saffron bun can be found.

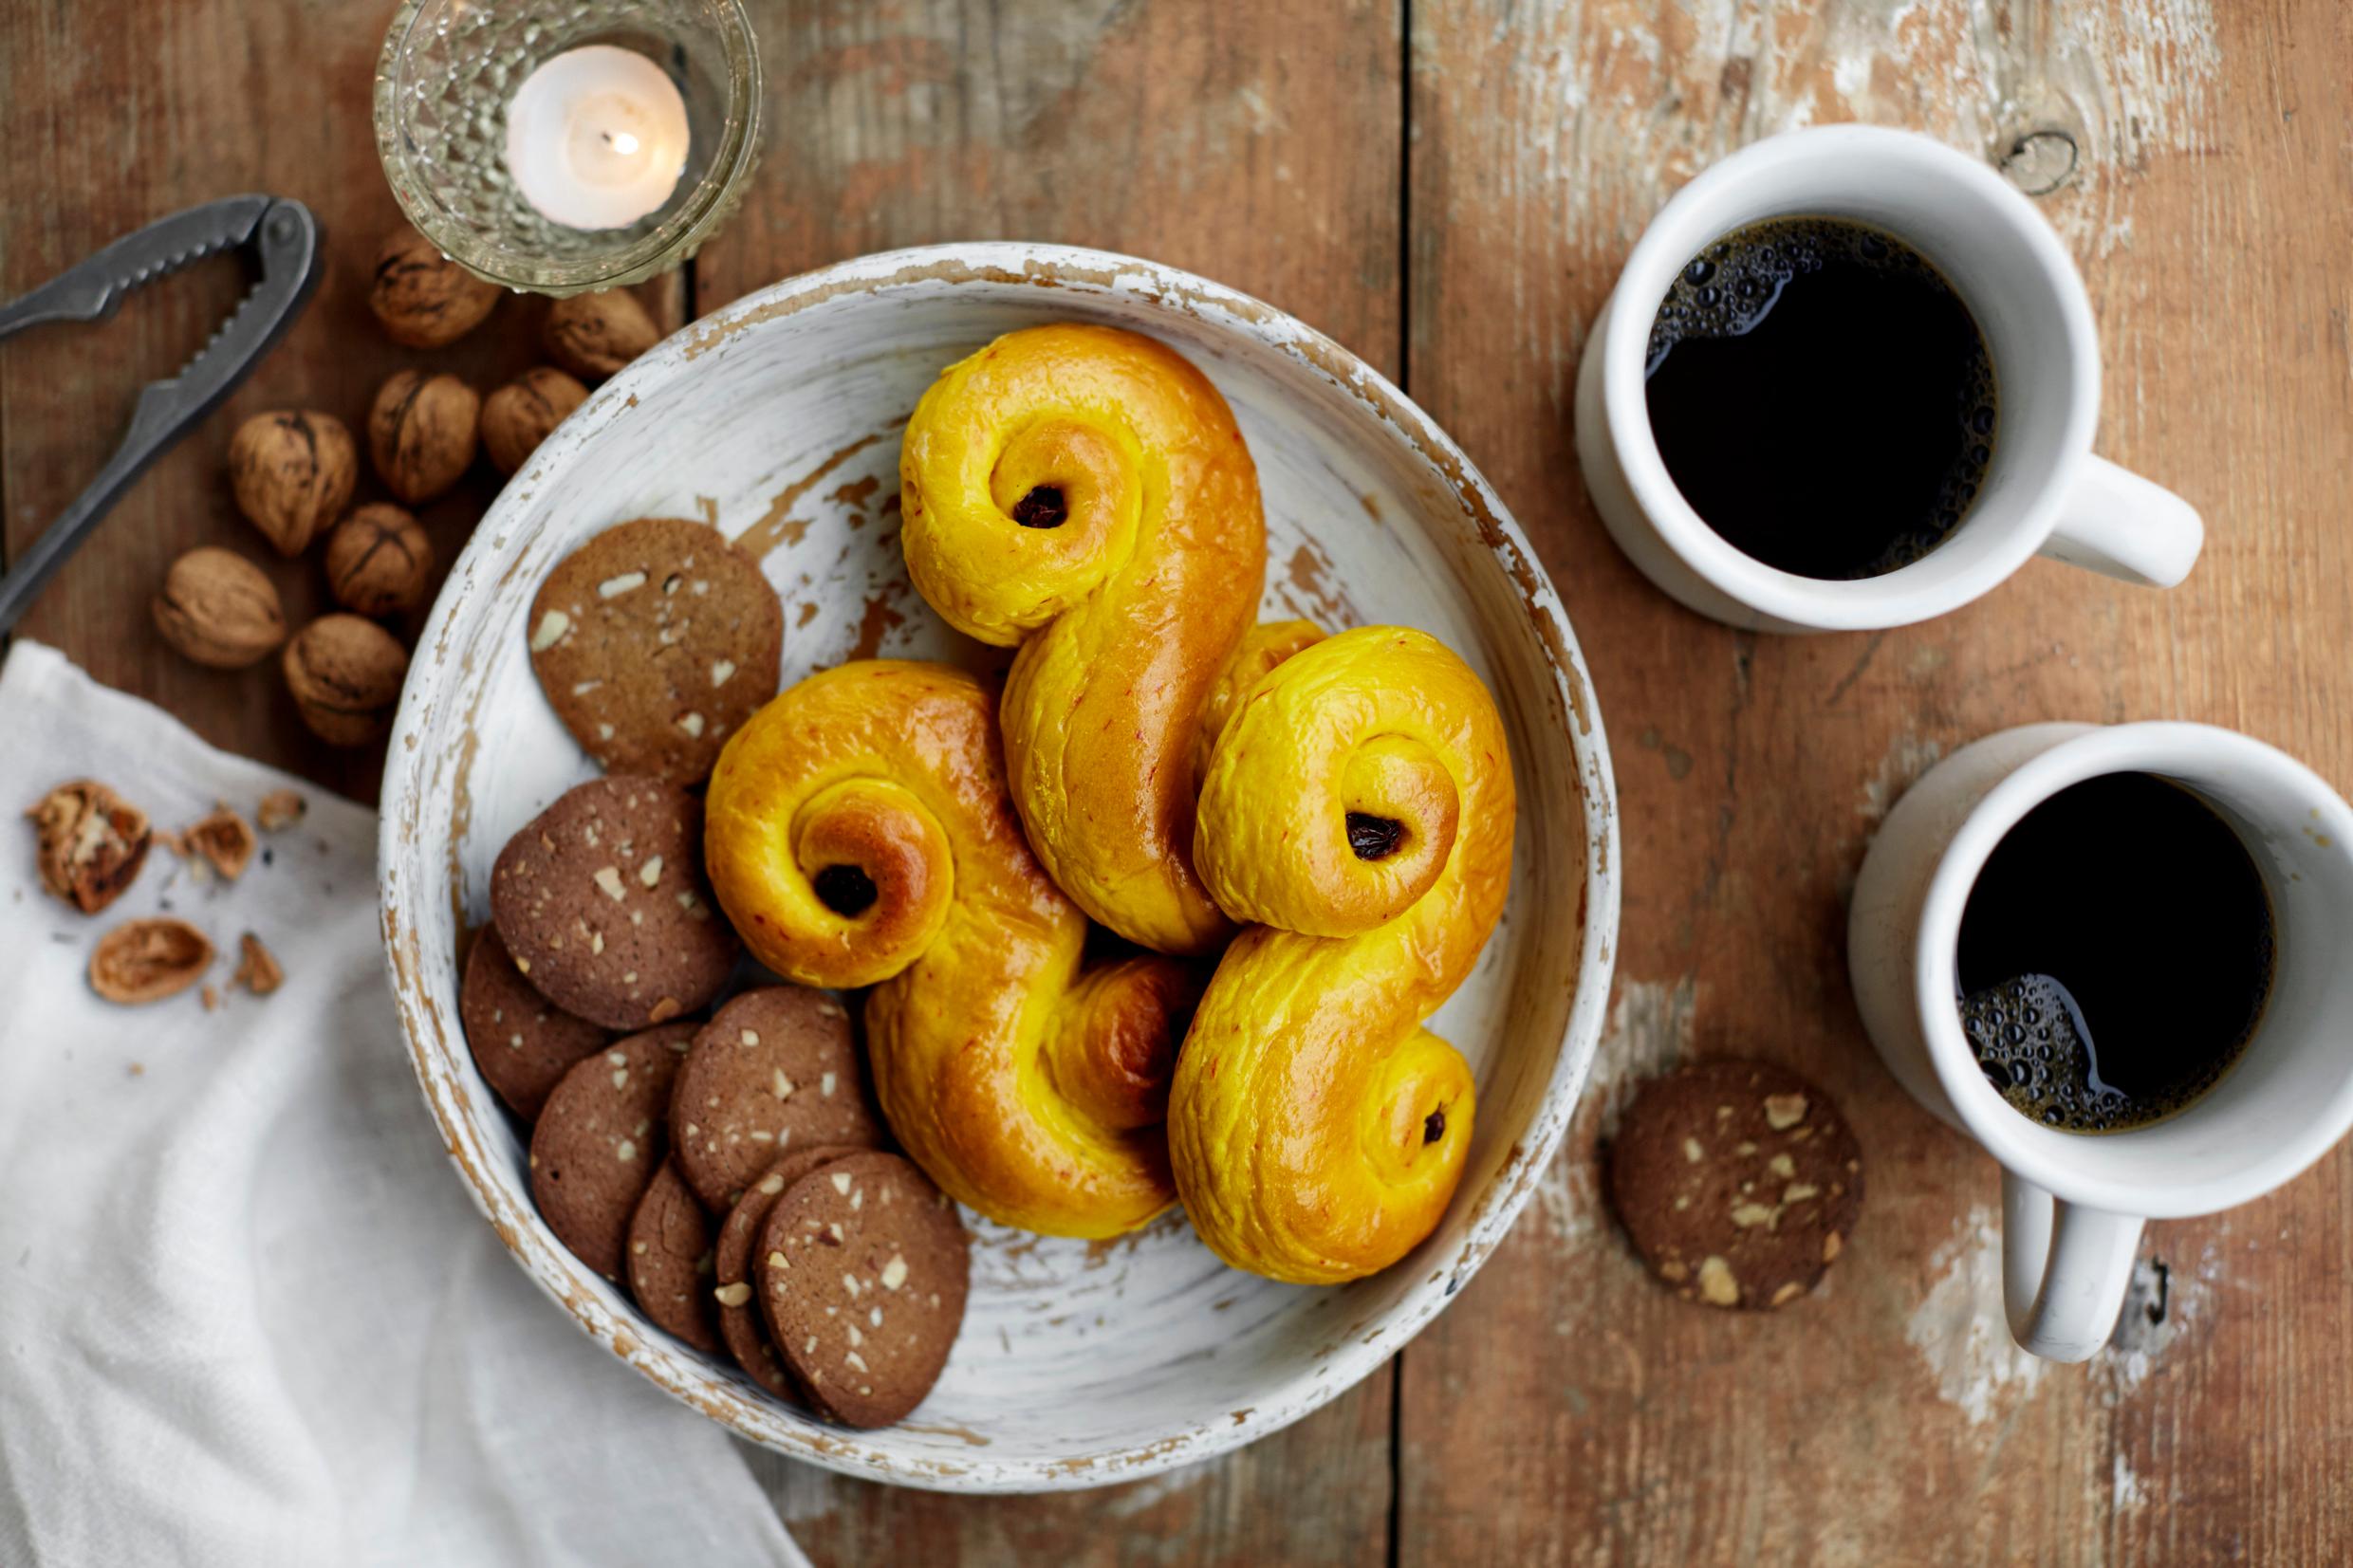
[898,323,1266,956]
[703,659,1194,1239]
[1170,626,1515,1283]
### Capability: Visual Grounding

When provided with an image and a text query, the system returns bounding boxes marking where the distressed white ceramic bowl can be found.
[380,243,1620,1492]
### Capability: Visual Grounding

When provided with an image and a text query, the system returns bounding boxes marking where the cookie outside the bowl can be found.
[460,926,611,1120]
[756,1149,970,1430]
[672,987,883,1210]
[526,516,782,784]
[712,1145,864,1403]
[529,1023,696,1280]
[1605,1060,1862,1311]
[491,776,738,1032]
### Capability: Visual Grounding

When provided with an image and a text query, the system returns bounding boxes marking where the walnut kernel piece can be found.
[26,780,152,913]
[543,289,660,380]
[367,222,499,349]
[324,504,434,617]
[233,932,284,996]
[228,411,359,557]
[1763,1093,1808,1131]
[481,366,589,473]
[284,615,410,747]
[369,370,481,506]
[90,917,213,1005]
[152,547,287,668]
[179,804,256,881]
[256,789,306,833]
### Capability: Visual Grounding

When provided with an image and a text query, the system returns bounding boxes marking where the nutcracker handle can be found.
[0,197,320,636]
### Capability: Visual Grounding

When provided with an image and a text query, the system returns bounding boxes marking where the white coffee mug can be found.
[1573,125,2204,633]
[1849,722,2353,1360]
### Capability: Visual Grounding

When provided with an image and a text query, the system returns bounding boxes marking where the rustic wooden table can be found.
[6,1,2347,1561]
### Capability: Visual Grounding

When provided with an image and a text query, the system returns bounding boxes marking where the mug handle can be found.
[2038,453,2204,588]
[2000,1170,2142,1361]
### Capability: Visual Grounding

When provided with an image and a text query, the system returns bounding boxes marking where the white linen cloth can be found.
[0,642,808,1568]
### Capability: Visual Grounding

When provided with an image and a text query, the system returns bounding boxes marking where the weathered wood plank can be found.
[1401,1,2352,1562]
[0,0,680,802]
[695,2,1406,1558]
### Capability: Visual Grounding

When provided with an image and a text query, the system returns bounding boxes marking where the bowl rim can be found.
[378,240,1622,1492]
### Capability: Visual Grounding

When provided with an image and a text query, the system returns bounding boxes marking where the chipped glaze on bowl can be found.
[378,243,1620,1492]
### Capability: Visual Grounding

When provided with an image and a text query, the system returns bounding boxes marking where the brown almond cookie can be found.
[528,1024,695,1280]
[1606,1061,1863,1311]
[672,987,883,1209]
[490,777,738,1031]
[626,1157,725,1355]
[527,517,782,783]
[757,1150,970,1429]
[461,926,611,1119]
[713,1145,863,1401]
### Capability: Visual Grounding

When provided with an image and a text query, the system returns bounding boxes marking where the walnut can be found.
[324,503,435,616]
[256,788,306,832]
[543,289,659,380]
[480,367,589,473]
[26,780,151,913]
[368,223,500,348]
[177,803,256,881]
[369,371,480,506]
[234,932,285,996]
[89,917,213,1005]
[284,614,410,747]
[152,546,286,668]
[228,412,357,556]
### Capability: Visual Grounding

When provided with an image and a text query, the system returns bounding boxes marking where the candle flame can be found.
[609,131,641,156]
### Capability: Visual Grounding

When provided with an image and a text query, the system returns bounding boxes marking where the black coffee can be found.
[1644,215,1997,580]
[1955,772,2274,1134]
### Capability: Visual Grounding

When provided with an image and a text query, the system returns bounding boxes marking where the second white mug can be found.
[1849,722,2353,1360]
[1573,125,2203,634]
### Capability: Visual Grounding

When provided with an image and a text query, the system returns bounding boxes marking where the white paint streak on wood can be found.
[1857,731,1945,824]
[1486,0,2220,274]
[1532,975,1699,1246]
[1906,1204,2047,1425]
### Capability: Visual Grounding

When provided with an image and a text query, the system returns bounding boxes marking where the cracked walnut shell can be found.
[178,804,256,881]
[481,367,588,474]
[369,371,480,506]
[26,780,151,913]
[90,917,213,1005]
[543,289,659,380]
[324,504,434,617]
[152,546,286,668]
[368,223,500,349]
[229,411,358,557]
[284,615,409,747]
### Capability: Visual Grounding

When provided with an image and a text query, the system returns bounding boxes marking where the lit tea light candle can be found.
[504,45,690,231]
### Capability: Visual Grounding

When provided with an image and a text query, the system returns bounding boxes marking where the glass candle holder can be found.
[375,0,761,296]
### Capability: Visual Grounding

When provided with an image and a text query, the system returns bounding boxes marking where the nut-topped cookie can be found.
[461,927,611,1119]
[1605,1060,1863,1310]
[490,777,738,1031]
[712,1145,863,1401]
[671,987,883,1209]
[529,1023,695,1280]
[626,1157,725,1356]
[526,517,782,783]
[756,1150,970,1429]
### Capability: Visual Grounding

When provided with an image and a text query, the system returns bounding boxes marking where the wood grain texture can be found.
[692,2,1405,1559]
[0,0,679,804]
[1402,1,2352,1563]
[7,0,2350,1561]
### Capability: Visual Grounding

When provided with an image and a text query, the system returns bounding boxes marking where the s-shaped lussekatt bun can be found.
[1170,627,1515,1283]
[702,659,1195,1239]
[899,323,1266,955]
